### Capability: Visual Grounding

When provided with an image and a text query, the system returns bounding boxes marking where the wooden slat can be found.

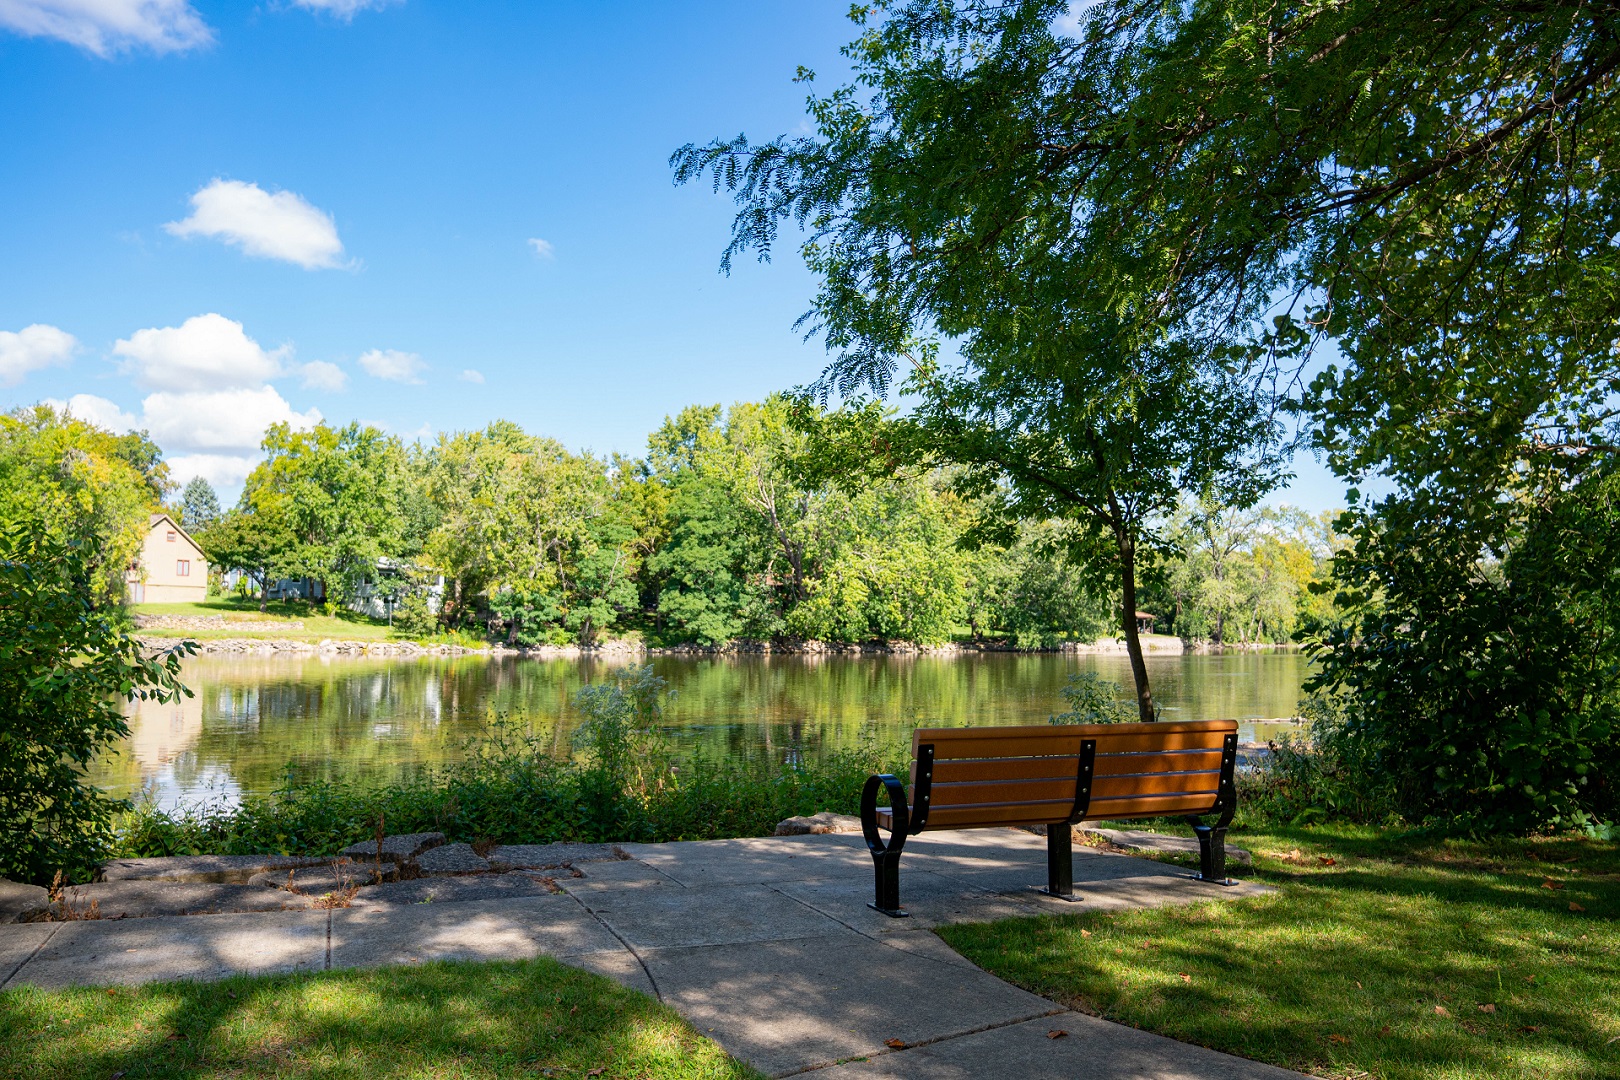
[923,734,1088,760]
[921,802,1074,829]
[920,728,1231,761]
[932,757,1081,784]
[1090,771,1221,799]
[1092,749,1224,778]
[1083,792,1221,819]
[929,777,1076,807]
[1089,730,1232,754]
[915,720,1237,744]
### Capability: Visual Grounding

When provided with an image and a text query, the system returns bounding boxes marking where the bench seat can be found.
[859,720,1240,916]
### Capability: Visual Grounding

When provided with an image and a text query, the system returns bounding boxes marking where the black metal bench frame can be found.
[859,732,1239,917]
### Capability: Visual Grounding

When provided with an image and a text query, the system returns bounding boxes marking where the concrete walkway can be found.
[1,829,1302,1079]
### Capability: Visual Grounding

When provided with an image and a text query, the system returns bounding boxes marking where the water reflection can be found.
[92,650,1312,810]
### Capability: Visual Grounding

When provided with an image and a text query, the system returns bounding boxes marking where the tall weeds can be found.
[116,666,897,859]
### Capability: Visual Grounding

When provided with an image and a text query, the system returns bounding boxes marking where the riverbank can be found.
[137,621,1290,659]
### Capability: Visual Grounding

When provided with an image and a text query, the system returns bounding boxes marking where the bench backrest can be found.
[905,720,1238,831]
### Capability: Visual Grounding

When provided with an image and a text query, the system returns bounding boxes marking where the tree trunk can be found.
[1115,528,1156,723]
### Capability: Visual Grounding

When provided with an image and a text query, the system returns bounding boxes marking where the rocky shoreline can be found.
[137,630,1299,659]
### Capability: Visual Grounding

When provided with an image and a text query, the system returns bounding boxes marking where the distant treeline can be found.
[4,400,1339,648]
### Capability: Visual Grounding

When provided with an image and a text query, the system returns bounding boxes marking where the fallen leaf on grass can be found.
[1319,856,1337,866]
[1435,1006,1452,1017]
[1046,1030,1068,1039]
[884,1038,907,1049]
[1080,929,1092,938]
[1569,902,1586,912]
[1327,1034,1351,1045]
[1478,1004,1496,1014]
[1178,973,1191,982]
[1521,1026,1541,1034]
[1542,879,1565,890]
[1378,1026,1392,1037]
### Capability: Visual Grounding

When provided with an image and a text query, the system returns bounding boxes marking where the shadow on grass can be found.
[944,826,1619,1080]
[0,957,761,1080]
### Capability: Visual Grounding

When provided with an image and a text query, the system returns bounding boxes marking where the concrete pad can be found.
[0,924,57,985]
[563,948,657,998]
[9,910,328,989]
[1080,826,1253,868]
[248,864,391,892]
[413,842,490,875]
[54,881,314,919]
[582,883,843,949]
[0,880,48,923]
[338,831,445,864]
[329,895,622,969]
[487,843,622,869]
[348,873,556,909]
[641,933,1059,1077]
[620,834,869,887]
[562,859,679,892]
[774,872,1049,932]
[99,854,334,884]
[812,1011,1304,1079]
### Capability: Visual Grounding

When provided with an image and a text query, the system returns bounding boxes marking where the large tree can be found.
[673,6,1282,719]
[0,405,167,606]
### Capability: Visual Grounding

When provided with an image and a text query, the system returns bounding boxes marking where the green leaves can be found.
[0,527,194,884]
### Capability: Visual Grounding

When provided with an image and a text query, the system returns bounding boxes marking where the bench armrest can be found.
[861,773,909,858]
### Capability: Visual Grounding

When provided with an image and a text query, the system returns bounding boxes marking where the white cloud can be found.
[45,392,139,432]
[0,323,76,386]
[141,386,320,451]
[299,360,348,391]
[290,0,400,17]
[458,368,484,384]
[165,179,346,269]
[114,313,287,391]
[0,0,211,56]
[358,348,425,384]
[166,452,258,490]
[50,377,319,457]
[527,237,555,259]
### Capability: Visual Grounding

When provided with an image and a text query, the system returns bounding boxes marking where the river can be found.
[91,650,1313,811]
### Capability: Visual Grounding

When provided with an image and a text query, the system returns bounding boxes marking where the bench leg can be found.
[871,849,904,916]
[1191,823,1237,885]
[1041,826,1083,901]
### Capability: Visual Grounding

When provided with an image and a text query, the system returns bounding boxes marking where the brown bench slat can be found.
[922,802,1078,828]
[929,777,1079,806]
[1092,749,1224,777]
[914,720,1239,742]
[931,757,1084,784]
[1091,771,1223,798]
[1086,792,1222,818]
[921,730,1230,759]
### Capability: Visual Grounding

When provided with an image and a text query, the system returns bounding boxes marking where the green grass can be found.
[939,825,1620,1080]
[0,956,762,1080]
[130,598,482,645]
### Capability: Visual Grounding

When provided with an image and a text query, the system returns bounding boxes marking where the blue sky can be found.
[0,0,1346,511]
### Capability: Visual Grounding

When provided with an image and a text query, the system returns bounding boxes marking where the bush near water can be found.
[115,668,893,862]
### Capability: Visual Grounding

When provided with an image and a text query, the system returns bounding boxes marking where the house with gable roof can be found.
[126,512,209,604]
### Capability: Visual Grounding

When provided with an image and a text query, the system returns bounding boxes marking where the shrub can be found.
[0,528,192,883]
[114,667,901,858]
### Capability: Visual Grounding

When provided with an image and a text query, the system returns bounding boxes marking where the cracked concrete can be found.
[0,828,1298,1078]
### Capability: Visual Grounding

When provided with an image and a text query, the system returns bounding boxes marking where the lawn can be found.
[939,824,1620,1080]
[130,598,480,645]
[0,956,761,1080]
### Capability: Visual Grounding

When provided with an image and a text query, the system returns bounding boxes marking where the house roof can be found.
[149,512,205,555]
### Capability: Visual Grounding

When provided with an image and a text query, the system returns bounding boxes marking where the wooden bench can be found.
[859,720,1240,916]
